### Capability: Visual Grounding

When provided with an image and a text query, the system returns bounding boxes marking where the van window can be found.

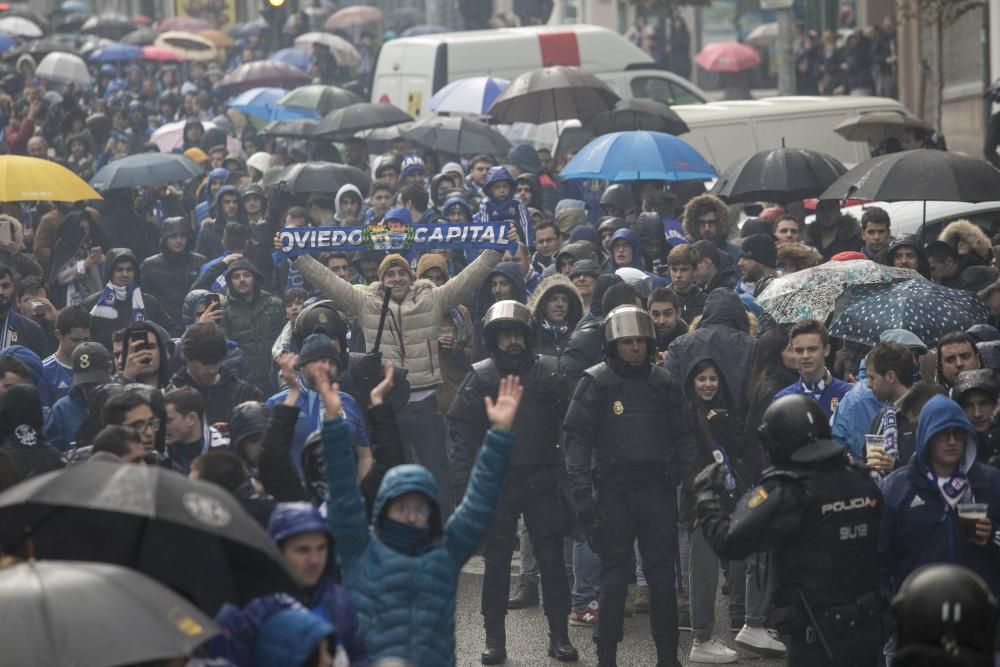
[630,76,702,106]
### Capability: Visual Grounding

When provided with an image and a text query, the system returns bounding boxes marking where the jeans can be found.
[572,539,601,611]
[518,525,538,583]
[688,528,721,641]
[635,540,647,587]
[397,395,453,516]
[728,553,772,627]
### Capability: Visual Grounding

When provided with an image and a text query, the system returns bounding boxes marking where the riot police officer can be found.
[892,563,998,667]
[447,300,578,664]
[563,305,697,667]
[694,394,883,666]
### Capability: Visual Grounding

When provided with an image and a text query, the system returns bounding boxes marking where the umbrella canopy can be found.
[583,98,690,136]
[154,31,217,61]
[91,153,203,190]
[833,111,934,143]
[158,16,212,33]
[488,65,619,124]
[199,29,235,48]
[402,115,511,156]
[228,86,292,120]
[828,280,989,348]
[260,118,319,138]
[0,460,299,613]
[80,13,133,39]
[293,32,361,68]
[560,131,716,182]
[429,76,510,116]
[270,46,310,71]
[150,119,240,153]
[218,60,311,96]
[820,149,1000,203]
[746,22,778,47]
[0,156,101,201]
[0,34,13,52]
[121,26,156,45]
[0,16,42,38]
[755,259,921,324]
[710,148,847,204]
[141,45,183,62]
[316,102,413,138]
[88,41,142,63]
[325,5,383,30]
[278,84,362,115]
[401,24,449,37]
[55,12,90,34]
[262,161,370,196]
[2,560,219,667]
[61,0,93,12]
[695,41,761,73]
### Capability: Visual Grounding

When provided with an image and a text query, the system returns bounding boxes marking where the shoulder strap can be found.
[371,287,392,354]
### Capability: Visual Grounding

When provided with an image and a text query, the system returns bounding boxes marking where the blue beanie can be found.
[255,608,334,667]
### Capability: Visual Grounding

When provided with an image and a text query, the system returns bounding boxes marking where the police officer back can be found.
[447,300,578,664]
[563,305,697,667]
[694,394,883,666]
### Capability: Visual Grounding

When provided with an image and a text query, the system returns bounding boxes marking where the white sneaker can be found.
[689,638,738,664]
[734,624,787,657]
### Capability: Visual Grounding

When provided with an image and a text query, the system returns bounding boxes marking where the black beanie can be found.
[740,233,777,269]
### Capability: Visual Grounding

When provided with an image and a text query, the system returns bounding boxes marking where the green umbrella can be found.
[277,85,362,116]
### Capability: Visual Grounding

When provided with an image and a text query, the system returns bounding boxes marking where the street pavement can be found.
[455,557,788,666]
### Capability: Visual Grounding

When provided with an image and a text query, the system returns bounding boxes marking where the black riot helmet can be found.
[758,394,841,465]
[892,564,997,666]
[292,300,349,371]
[482,300,533,354]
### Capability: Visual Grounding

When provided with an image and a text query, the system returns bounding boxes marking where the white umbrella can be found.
[150,119,240,153]
[0,16,43,38]
[293,31,361,68]
[36,52,92,88]
[746,22,778,47]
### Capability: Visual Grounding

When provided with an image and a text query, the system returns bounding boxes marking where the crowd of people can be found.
[0,6,995,667]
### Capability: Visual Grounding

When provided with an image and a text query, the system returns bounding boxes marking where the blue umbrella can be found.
[61,0,93,13]
[88,42,142,63]
[560,131,717,182]
[0,34,14,53]
[429,76,509,116]
[269,47,310,71]
[228,87,321,121]
[828,279,989,348]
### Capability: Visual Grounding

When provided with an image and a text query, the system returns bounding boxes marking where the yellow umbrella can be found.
[199,29,235,49]
[0,156,102,202]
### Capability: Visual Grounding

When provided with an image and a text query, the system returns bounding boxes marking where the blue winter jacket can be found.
[307,575,369,667]
[44,386,88,452]
[879,394,1000,596]
[322,417,515,665]
[831,361,885,459]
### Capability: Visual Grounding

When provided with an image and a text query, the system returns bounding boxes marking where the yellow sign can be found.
[176,0,236,28]
[613,400,624,416]
[406,91,423,118]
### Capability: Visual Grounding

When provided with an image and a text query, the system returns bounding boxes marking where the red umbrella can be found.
[694,41,761,73]
[325,5,383,31]
[141,45,184,62]
[157,16,212,33]
[218,60,311,96]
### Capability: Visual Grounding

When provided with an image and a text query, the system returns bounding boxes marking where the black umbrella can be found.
[121,27,157,46]
[316,102,413,139]
[820,149,1000,202]
[262,161,371,197]
[710,147,847,204]
[54,12,90,34]
[488,65,620,124]
[81,13,135,40]
[584,98,690,136]
[217,60,311,96]
[91,153,204,190]
[2,560,219,667]
[402,116,512,156]
[4,36,77,60]
[260,118,319,139]
[0,460,299,613]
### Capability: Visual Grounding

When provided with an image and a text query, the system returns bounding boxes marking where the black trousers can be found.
[594,473,679,650]
[787,621,881,667]
[481,466,570,625]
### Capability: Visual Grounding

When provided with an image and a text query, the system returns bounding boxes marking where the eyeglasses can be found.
[124,418,160,433]
[388,503,431,520]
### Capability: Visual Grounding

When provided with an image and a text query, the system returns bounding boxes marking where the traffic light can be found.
[267,0,285,7]
[262,0,289,48]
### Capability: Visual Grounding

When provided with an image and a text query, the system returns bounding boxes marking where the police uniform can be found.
[695,395,884,666]
[563,305,698,667]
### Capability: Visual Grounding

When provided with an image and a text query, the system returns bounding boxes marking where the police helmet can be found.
[758,395,840,465]
[892,564,997,655]
[292,300,349,371]
[603,305,656,360]
[483,300,533,353]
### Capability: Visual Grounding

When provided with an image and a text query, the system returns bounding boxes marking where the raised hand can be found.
[370,361,395,407]
[316,373,343,421]
[484,374,523,432]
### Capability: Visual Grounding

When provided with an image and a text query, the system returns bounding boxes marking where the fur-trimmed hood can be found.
[776,242,823,270]
[682,193,732,242]
[527,273,583,329]
[0,214,26,249]
[939,219,993,265]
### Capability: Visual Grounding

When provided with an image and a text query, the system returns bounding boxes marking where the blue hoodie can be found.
[608,228,667,287]
[879,394,1000,595]
[322,416,515,666]
[194,168,230,230]
[831,360,885,458]
[476,166,532,244]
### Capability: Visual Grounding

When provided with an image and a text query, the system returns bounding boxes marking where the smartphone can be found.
[129,329,152,353]
[203,293,221,309]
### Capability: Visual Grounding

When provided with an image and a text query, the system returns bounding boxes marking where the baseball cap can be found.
[72,342,112,386]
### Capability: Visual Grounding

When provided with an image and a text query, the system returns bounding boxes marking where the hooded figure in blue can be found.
[266,502,369,665]
[194,167,229,230]
[879,394,1000,596]
[473,262,527,361]
[476,166,533,245]
[322,372,522,666]
[608,227,667,288]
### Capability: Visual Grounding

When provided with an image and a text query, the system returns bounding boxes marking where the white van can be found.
[370,24,708,118]
[673,96,911,171]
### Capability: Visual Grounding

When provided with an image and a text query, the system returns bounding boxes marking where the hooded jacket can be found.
[559,274,625,384]
[194,166,228,227]
[140,218,206,326]
[879,395,1000,595]
[682,194,740,262]
[196,185,243,259]
[474,261,527,360]
[0,214,42,280]
[939,219,993,267]
[0,384,63,478]
[664,288,756,404]
[109,321,174,389]
[221,258,285,390]
[806,213,863,261]
[477,166,532,243]
[609,228,667,288]
[321,413,515,666]
[600,184,636,219]
[168,365,263,426]
[528,274,584,357]
[334,184,364,224]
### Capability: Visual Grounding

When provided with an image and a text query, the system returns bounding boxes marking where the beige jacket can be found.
[292,250,502,389]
